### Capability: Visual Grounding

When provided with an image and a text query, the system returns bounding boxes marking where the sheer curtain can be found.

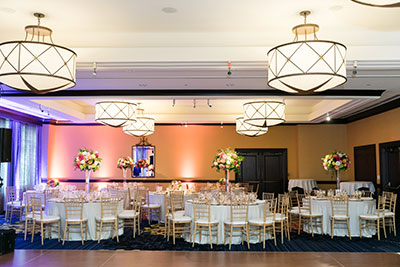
[0,118,41,197]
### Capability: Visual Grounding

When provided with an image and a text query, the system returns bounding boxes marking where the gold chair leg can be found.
[115,220,119,242]
[172,222,176,245]
[98,221,103,243]
[393,216,397,236]
[208,224,213,249]
[377,220,380,240]
[331,219,334,239]
[192,224,197,247]
[62,223,67,245]
[40,223,44,245]
[347,219,351,240]
[80,223,84,245]
[246,225,250,249]
[298,216,301,235]
[229,225,233,250]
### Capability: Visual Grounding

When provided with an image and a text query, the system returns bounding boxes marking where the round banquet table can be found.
[304,197,376,237]
[339,181,376,195]
[184,200,270,245]
[288,179,318,193]
[148,192,198,222]
[46,199,124,241]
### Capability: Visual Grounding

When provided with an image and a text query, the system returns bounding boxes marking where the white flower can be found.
[338,153,343,157]
[335,161,341,166]
[80,160,85,164]
[226,160,231,165]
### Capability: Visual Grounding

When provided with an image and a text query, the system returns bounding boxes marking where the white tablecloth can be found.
[340,181,376,195]
[148,192,198,222]
[46,200,123,241]
[304,198,376,237]
[184,200,269,245]
[288,179,318,193]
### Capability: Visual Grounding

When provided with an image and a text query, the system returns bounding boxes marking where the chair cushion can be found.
[331,215,349,220]
[170,216,192,223]
[360,213,384,219]
[300,212,323,217]
[385,211,395,217]
[224,220,247,225]
[66,217,88,222]
[275,214,288,221]
[35,215,60,222]
[142,204,161,209]
[248,218,274,225]
[174,210,185,217]
[118,210,139,219]
[195,219,219,225]
[96,216,117,221]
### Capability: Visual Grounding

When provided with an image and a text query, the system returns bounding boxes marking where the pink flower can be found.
[78,155,84,161]
[234,160,237,165]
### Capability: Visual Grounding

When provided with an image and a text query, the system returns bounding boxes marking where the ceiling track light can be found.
[326,113,331,122]
[227,61,232,77]
[0,12,77,94]
[172,99,176,107]
[93,62,97,76]
[207,99,212,108]
[267,11,347,94]
[193,99,196,108]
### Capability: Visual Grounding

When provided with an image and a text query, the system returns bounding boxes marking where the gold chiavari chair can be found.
[118,193,141,238]
[249,198,277,248]
[224,200,250,250]
[24,192,37,241]
[63,198,88,245]
[5,186,24,223]
[95,197,120,243]
[275,195,290,244]
[30,197,61,245]
[167,195,192,245]
[298,196,323,237]
[330,197,351,240]
[192,199,219,249]
[44,188,60,202]
[231,187,246,196]
[383,191,394,213]
[262,192,275,200]
[361,190,373,198]
[360,195,387,240]
[128,187,137,209]
[139,188,161,224]
[384,193,397,236]
[289,193,306,232]
[170,191,185,215]
[164,192,170,238]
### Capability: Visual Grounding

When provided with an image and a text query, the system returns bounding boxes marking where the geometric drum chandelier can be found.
[243,100,286,128]
[123,104,155,137]
[95,101,137,127]
[350,1,400,7]
[236,117,268,137]
[267,11,347,94]
[0,13,77,94]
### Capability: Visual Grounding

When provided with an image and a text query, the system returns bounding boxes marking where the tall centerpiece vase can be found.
[225,170,230,192]
[85,169,92,193]
[336,170,340,189]
[122,168,127,182]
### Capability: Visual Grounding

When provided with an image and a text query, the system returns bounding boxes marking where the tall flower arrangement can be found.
[211,148,244,173]
[136,159,150,168]
[322,151,350,189]
[117,156,134,169]
[322,151,350,172]
[74,149,102,172]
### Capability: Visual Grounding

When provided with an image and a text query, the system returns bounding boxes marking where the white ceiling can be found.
[0,0,400,124]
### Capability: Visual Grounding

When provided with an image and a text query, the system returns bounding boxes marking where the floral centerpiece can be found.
[74,148,102,192]
[211,148,244,191]
[136,159,150,168]
[169,180,183,191]
[322,151,350,189]
[47,179,60,188]
[117,156,134,180]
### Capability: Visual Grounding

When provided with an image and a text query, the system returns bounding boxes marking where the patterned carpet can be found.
[1,215,400,252]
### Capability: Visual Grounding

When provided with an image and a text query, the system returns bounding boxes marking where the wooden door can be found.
[354,144,377,184]
[380,141,400,188]
[236,149,288,197]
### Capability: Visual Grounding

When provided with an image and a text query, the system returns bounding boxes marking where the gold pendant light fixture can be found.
[236,117,268,137]
[95,101,137,127]
[0,13,77,94]
[123,104,155,137]
[351,1,400,7]
[267,11,347,94]
[243,100,286,128]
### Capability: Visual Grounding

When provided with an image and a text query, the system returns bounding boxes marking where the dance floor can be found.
[2,250,400,267]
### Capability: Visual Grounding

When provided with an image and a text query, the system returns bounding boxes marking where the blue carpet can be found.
[2,215,400,252]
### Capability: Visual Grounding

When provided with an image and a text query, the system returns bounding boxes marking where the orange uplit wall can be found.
[347,107,400,182]
[47,123,352,181]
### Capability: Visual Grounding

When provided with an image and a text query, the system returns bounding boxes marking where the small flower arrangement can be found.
[322,151,350,172]
[211,148,244,173]
[74,148,102,172]
[47,179,60,188]
[136,159,150,168]
[169,180,183,190]
[217,178,226,185]
[117,156,134,169]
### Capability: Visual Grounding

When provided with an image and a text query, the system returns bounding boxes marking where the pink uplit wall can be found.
[47,124,300,180]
